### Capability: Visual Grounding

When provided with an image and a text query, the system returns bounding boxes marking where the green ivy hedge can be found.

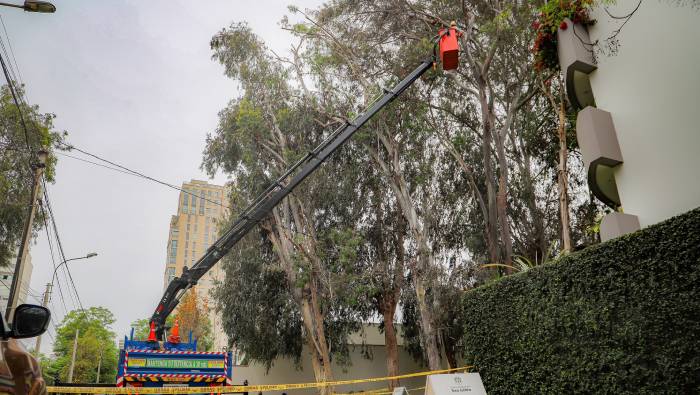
[461,208,700,394]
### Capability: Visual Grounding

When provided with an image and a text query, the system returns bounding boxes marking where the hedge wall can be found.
[461,207,700,394]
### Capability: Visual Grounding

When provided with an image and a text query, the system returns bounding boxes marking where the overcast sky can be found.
[1,0,323,353]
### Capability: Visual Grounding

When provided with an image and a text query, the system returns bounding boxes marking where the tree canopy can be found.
[204,0,604,389]
[45,307,118,384]
[0,84,65,267]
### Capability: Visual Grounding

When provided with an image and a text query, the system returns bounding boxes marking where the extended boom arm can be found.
[151,56,439,340]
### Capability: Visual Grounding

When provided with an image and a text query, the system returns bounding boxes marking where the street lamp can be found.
[0,1,56,13]
[34,252,96,355]
[51,252,97,287]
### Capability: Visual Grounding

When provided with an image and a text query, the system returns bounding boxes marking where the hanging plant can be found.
[532,0,597,72]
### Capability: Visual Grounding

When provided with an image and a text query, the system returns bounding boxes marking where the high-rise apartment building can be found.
[162,180,227,350]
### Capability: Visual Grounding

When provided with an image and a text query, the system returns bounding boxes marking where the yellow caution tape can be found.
[47,365,472,394]
[334,385,425,395]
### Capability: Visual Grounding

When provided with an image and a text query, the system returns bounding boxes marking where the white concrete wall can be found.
[231,345,427,395]
[588,0,700,227]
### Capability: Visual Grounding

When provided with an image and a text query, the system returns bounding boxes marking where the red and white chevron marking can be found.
[124,374,227,378]
[128,349,226,355]
[116,376,124,387]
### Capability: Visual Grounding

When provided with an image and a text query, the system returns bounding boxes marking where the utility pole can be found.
[68,328,79,383]
[5,149,48,322]
[33,282,52,355]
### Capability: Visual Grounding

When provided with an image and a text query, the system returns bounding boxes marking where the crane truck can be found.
[116,25,461,390]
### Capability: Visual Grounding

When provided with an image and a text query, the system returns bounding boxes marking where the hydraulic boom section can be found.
[150,27,460,340]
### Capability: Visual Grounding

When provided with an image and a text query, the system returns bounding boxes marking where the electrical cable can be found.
[41,179,85,313]
[0,24,22,99]
[0,20,79,331]
[0,15,25,88]
[39,203,69,312]
[59,143,230,209]
[0,50,32,159]
[55,151,142,177]
[41,185,79,310]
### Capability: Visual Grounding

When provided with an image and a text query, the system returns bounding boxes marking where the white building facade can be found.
[557,0,700,240]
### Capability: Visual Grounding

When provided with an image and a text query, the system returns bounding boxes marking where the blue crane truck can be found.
[116,325,233,390]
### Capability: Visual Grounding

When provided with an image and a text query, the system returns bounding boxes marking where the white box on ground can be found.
[425,373,487,395]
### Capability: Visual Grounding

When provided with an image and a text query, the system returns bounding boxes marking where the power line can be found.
[39,202,69,312]
[0,19,82,325]
[0,15,25,88]
[41,184,77,310]
[41,178,85,313]
[55,151,140,177]
[0,50,32,156]
[59,143,230,209]
[0,22,23,99]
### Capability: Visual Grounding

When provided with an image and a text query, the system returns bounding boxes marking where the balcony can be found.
[576,107,623,208]
[557,18,596,109]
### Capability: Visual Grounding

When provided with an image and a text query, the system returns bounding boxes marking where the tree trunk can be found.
[413,270,441,370]
[557,97,572,253]
[382,300,400,389]
[495,138,514,268]
[299,294,334,395]
[543,78,573,253]
[365,135,442,371]
[513,130,548,262]
[268,199,334,395]
[477,83,501,265]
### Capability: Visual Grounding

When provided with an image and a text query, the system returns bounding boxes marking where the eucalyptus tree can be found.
[283,1,468,370]
[204,23,370,391]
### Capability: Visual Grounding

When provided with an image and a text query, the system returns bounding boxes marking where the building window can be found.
[165,267,176,283]
[171,228,179,239]
[186,232,190,241]
[185,249,188,258]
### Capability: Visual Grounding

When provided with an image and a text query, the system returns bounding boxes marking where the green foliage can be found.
[532,0,596,71]
[0,85,65,267]
[460,208,700,393]
[47,307,118,384]
[129,316,174,341]
[213,233,303,369]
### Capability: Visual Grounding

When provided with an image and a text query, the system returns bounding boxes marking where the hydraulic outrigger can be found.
[149,26,461,341]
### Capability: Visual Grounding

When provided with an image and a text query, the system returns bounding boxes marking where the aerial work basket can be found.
[439,24,461,70]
